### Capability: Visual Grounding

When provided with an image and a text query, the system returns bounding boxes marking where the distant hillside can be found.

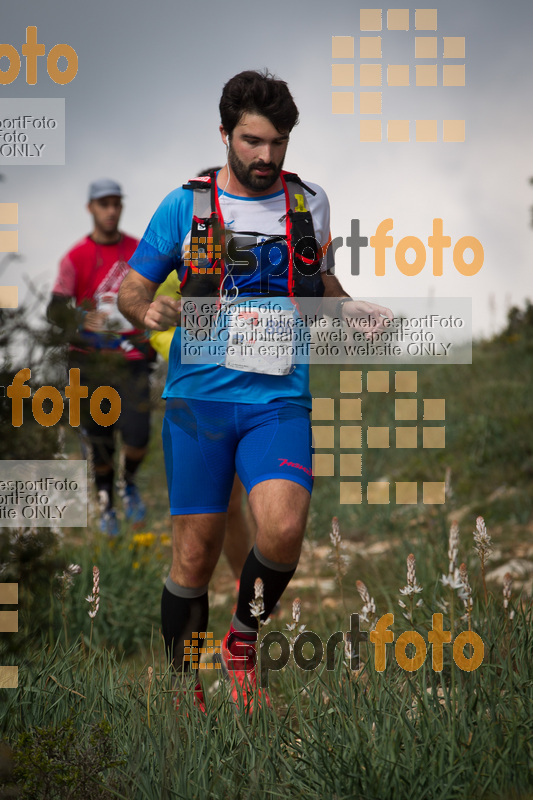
[309,317,533,537]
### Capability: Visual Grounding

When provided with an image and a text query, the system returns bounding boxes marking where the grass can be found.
[1,591,531,799]
[1,324,533,798]
[1,513,532,799]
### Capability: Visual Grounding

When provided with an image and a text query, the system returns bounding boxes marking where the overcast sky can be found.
[1,0,532,338]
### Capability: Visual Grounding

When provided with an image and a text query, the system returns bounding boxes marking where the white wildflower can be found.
[329,516,350,577]
[399,554,423,595]
[286,597,305,632]
[473,516,492,561]
[56,563,82,596]
[458,563,473,610]
[97,490,110,514]
[473,515,491,604]
[286,597,306,648]
[329,516,341,548]
[440,569,464,591]
[292,597,301,625]
[86,565,100,619]
[249,577,265,622]
[343,631,361,670]
[356,580,377,627]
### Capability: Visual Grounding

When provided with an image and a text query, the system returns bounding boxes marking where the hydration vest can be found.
[179,170,325,299]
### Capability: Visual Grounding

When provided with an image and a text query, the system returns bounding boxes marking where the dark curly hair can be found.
[219,69,299,136]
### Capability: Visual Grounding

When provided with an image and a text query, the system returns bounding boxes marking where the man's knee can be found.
[171,544,220,586]
[170,551,214,587]
[255,512,306,558]
[253,483,308,532]
[170,514,225,585]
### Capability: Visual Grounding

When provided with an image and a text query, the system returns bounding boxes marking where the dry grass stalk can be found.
[440,524,464,632]
[47,674,86,699]
[329,516,349,609]
[444,466,453,501]
[503,572,515,621]
[82,432,98,526]
[448,522,460,576]
[441,523,463,590]
[147,666,154,728]
[86,565,100,652]
[459,562,473,632]
[56,563,81,647]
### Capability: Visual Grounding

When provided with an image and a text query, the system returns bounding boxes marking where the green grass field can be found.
[1,322,532,799]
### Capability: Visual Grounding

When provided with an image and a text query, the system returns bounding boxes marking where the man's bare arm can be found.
[118,270,181,331]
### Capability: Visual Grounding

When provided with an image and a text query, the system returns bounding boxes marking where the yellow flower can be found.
[132,561,140,570]
[132,532,156,548]
[160,535,171,547]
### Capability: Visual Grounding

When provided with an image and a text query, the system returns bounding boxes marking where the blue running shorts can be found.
[162,398,313,514]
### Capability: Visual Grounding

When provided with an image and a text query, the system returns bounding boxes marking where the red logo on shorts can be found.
[278,458,312,476]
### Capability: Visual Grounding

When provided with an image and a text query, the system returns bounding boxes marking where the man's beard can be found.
[227,146,284,192]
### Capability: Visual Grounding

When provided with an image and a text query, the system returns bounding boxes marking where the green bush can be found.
[11,715,124,800]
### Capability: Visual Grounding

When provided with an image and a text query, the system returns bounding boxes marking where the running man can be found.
[118,70,392,711]
[150,250,254,583]
[48,179,152,535]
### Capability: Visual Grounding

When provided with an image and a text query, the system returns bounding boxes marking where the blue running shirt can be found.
[129,177,332,408]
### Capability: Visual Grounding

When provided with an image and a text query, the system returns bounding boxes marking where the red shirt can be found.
[53,233,150,360]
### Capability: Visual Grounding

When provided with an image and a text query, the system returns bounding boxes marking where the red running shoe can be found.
[220,630,272,714]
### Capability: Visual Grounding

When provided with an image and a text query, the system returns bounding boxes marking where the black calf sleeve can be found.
[235,544,298,631]
[161,578,209,671]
